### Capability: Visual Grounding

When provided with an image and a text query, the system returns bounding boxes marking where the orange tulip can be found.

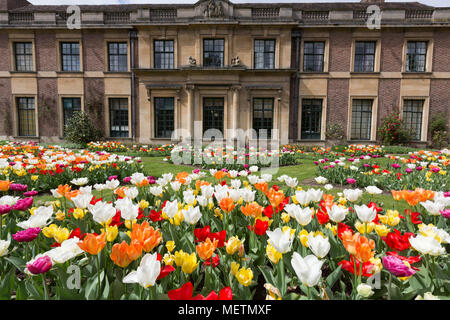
[219,197,235,213]
[195,180,210,190]
[0,180,11,192]
[341,231,375,263]
[65,190,80,200]
[114,186,127,198]
[196,237,218,261]
[78,233,107,255]
[176,171,190,184]
[214,171,227,180]
[240,202,263,218]
[110,242,131,268]
[130,221,163,252]
[266,188,285,208]
[57,184,72,197]
[322,193,335,208]
[254,182,268,194]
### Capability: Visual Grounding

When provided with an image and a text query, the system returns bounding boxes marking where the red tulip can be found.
[157,265,175,280]
[208,230,226,248]
[194,226,211,243]
[381,229,414,251]
[168,282,194,300]
[338,255,374,277]
[252,219,269,236]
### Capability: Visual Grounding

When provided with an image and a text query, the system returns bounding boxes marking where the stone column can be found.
[185,84,195,140]
[231,85,241,139]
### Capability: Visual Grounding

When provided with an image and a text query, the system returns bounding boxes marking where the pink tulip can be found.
[27,256,52,274]
[13,227,41,242]
[347,178,356,185]
[108,175,118,181]
[24,191,38,197]
[9,184,28,192]
[441,209,450,219]
[432,167,440,173]
[0,205,12,215]
[12,197,33,211]
[382,255,415,277]
[123,177,132,184]
[405,168,412,173]
[416,166,423,171]
[392,163,401,169]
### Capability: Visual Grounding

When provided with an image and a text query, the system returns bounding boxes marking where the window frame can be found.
[254,39,276,69]
[402,99,424,141]
[13,42,34,72]
[301,98,323,140]
[108,98,129,138]
[16,97,37,137]
[203,38,225,68]
[154,97,175,138]
[405,41,428,73]
[202,97,224,135]
[62,97,82,136]
[60,41,81,72]
[107,42,128,72]
[252,97,274,139]
[350,99,373,141]
[303,41,325,72]
[353,41,376,73]
[153,39,175,69]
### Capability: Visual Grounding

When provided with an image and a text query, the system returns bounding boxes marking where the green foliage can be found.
[325,123,345,141]
[64,111,102,146]
[429,112,449,149]
[378,112,412,145]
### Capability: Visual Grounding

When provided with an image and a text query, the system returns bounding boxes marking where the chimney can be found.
[0,0,31,11]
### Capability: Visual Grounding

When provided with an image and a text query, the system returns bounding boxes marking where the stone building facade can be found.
[0,0,449,146]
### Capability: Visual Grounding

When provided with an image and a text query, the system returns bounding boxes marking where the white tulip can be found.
[240,189,256,203]
[149,185,163,197]
[307,234,330,259]
[354,205,377,223]
[124,187,139,199]
[197,195,208,207]
[0,196,19,206]
[71,193,92,209]
[162,200,179,219]
[285,204,313,226]
[123,253,161,288]
[291,252,323,287]
[295,190,312,206]
[266,228,294,254]
[230,179,241,189]
[315,176,328,185]
[200,185,214,199]
[420,200,446,216]
[105,179,120,190]
[183,206,202,225]
[409,235,446,256]
[130,173,147,185]
[79,186,92,195]
[343,189,363,202]
[71,177,88,186]
[307,189,323,202]
[115,197,139,221]
[88,201,116,225]
[285,177,298,188]
[327,204,348,223]
[0,240,10,257]
[324,184,333,191]
[365,186,382,195]
[357,283,374,298]
[45,237,84,264]
[17,205,53,229]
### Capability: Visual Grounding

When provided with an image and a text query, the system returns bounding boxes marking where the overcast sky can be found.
[28,0,449,8]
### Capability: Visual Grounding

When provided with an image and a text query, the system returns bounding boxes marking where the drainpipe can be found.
[129,29,138,142]
[292,29,302,142]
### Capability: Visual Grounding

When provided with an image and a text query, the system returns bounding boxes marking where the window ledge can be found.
[402,72,432,75]
[104,71,132,75]
[10,71,37,74]
[350,72,380,75]
[56,71,83,74]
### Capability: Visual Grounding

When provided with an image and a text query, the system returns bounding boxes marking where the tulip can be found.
[420,200,446,216]
[284,204,313,226]
[266,227,294,254]
[12,197,33,211]
[183,206,202,225]
[266,242,282,264]
[77,233,107,255]
[123,253,161,288]
[181,252,199,274]
[27,255,52,274]
[88,201,116,225]
[354,205,377,223]
[235,266,253,287]
[226,236,242,255]
[409,235,446,256]
[347,178,356,185]
[441,209,450,219]
[17,205,53,229]
[115,197,139,221]
[162,200,179,219]
[291,252,323,288]
[12,227,41,242]
[357,283,374,298]
[0,240,10,257]
[71,193,93,209]
[196,237,218,261]
[252,219,269,236]
[130,221,162,252]
[343,189,363,202]
[382,255,416,277]
[307,234,330,259]
[326,204,348,223]
[0,205,12,215]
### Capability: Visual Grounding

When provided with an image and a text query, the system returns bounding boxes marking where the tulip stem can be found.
[41,274,49,300]
[96,254,101,299]
[0,215,2,239]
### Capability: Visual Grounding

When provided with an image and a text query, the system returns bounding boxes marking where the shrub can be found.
[430,112,449,149]
[432,130,449,149]
[325,123,345,141]
[64,111,102,146]
[378,112,412,145]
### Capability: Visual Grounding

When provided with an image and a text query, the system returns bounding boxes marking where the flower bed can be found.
[315,149,449,192]
[0,142,141,193]
[88,141,174,157]
[167,145,300,170]
[0,166,448,300]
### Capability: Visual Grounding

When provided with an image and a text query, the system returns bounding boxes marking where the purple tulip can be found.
[324,166,328,170]
[137,159,142,163]
[27,256,52,274]
[347,178,356,185]
[13,227,41,242]
[405,168,413,173]
[335,160,340,164]
[9,162,16,166]
[324,158,329,162]
[12,197,34,211]
[24,190,38,197]
[320,160,325,164]
[382,255,415,277]
[441,209,450,219]
[9,184,28,192]
[360,155,365,159]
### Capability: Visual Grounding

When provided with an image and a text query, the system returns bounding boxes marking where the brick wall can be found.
[83,31,104,71]
[0,78,12,136]
[328,29,352,72]
[0,33,10,71]
[380,30,404,72]
[37,78,59,137]
[327,78,349,139]
[377,79,401,129]
[429,79,450,138]
[35,31,56,71]
[84,78,106,135]
[433,30,450,72]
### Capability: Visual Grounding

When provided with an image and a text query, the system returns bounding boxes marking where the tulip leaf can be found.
[4,256,26,272]
[15,281,27,300]
[277,259,287,296]
[112,279,124,300]
[0,269,15,300]
[25,279,43,299]
[257,265,276,286]
[102,275,110,299]
[326,265,342,288]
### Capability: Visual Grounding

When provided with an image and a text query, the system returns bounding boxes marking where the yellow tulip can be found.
[73,208,86,220]
[31,175,39,181]
[281,212,290,223]
[355,221,374,234]
[266,242,282,264]
[163,253,175,266]
[42,224,58,238]
[174,250,187,267]
[231,261,240,276]
[139,200,149,209]
[55,210,65,221]
[53,227,70,243]
[101,225,118,242]
[166,241,175,253]
[181,252,198,274]
[299,229,309,247]
[375,224,390,237]
[226,236,242,255]
[236,267,253,287]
